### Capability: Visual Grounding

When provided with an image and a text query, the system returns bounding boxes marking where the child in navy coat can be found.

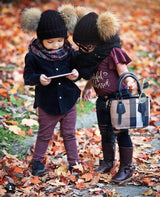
[21,7,80,176]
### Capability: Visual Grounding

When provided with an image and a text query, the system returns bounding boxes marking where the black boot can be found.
[95,143,115,173]
[32,161,46,176]
[112,147,135,183]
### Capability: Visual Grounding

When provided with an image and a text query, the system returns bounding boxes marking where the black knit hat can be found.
[73,12,100,45]
[37,10,67,40]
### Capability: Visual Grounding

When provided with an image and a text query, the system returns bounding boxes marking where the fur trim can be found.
[75,6,89,21]
[21,8,41,32]
[58,4,77,33]
[97,12,119,41]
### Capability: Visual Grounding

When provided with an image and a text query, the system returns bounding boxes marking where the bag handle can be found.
[118,72,136,81]
[118,72,142,97]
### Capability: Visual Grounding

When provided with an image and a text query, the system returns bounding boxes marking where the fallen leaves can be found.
[82,172,93,182]
[0,88,8,97]
[141,188,153,196]
[142,178,152,185]
[11,166,23,174]
[0,125,160,196]
[54,166,68,176]
[30,176,41,185]
[8,125,25,136]
[21,118,38,127]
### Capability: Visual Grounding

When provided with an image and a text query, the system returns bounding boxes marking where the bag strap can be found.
[118,72,136,82]
[118,72,142,97]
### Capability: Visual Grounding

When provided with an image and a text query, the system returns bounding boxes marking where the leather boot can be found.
[95,143,115,173]
[112,147,135,183]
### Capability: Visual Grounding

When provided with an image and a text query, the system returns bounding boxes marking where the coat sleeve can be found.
[23,53,41,86]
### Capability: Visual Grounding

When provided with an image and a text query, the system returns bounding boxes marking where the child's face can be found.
[42,37,64,50]
[76,43,96,53]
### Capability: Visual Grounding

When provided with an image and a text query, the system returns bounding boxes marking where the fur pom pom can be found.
[21,8,41,32]
[97,12,119,41]
[75,6,89,21]
[58,4,77,33]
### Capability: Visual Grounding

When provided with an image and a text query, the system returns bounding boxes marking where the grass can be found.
[0,96,34,158]
[0,127,27,158]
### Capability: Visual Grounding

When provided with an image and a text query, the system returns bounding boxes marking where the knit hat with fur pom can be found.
[21,8,67,40]
[73,11,119,44]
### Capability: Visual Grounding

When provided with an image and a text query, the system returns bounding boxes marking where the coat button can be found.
[56,68,59,71]
[58,82,61,85]
[59,96,62,99]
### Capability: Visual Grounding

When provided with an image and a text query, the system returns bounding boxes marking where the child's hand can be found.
[126,77,137,92]
[82,88,92,101]
[66,69,79,81]
[40,74,51,86]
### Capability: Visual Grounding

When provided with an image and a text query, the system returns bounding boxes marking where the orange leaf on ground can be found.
[18,130,26,136]
[75,181,85,190]
[142,178,151,185]
[70,174,76,182]
[6,79,13,84]
[30,176,41,184]
[1,82,10,89]
[0,88,8,97]
[27,129,33,136]
[82,173,93,182]
[141,70,149,77]
[4,114,12,119]
[11,166,23,173]
[4,120,18,125]
[51,146,60,154]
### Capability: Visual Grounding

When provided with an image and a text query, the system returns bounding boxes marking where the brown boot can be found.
[95,143,115,173]
[112,147,135,183]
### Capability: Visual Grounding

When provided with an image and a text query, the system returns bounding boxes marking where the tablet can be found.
[47,72,72,79]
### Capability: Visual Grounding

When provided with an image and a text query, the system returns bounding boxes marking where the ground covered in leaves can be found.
[0,126,160,196]
[0,0,160,196]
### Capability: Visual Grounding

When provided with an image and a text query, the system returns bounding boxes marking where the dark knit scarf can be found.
[94,33,121,59]
[28,38,72,61]
[74,34,121,80]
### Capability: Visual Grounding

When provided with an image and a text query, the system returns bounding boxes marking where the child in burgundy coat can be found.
[73,10,137,183]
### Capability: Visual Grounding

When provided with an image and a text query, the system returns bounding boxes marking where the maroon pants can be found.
[33,104,79,165]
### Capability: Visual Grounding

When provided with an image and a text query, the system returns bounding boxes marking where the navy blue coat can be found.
[24,52,81,115]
